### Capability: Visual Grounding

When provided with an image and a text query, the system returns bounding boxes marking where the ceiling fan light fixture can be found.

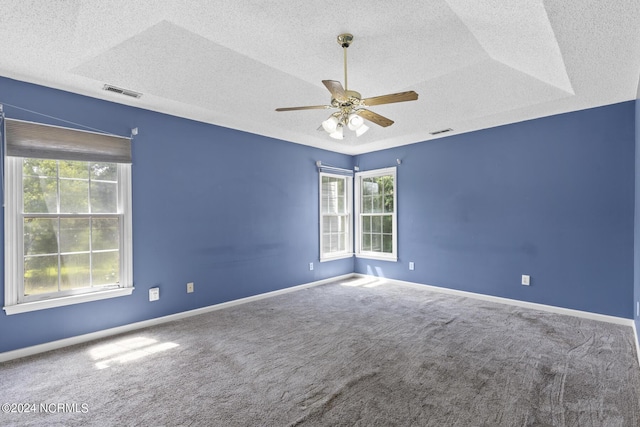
[347,113,364,131]
[322,115,339,133]
[329,125,344,140]
[275,33,419,141]
[355,124,369,137]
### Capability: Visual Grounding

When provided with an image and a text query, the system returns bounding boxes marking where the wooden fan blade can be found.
[357,109,394,127]
[362,91,418,107]
[322,80,348,101]
[275,105,332,112]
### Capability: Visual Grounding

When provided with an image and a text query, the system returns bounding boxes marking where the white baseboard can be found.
[0,273,354,363]
[354,274,635,327]
[3,272,637,366]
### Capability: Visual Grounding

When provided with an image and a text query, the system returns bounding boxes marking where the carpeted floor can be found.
[1,277,640,426]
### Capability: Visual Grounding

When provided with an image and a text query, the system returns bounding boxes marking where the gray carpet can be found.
[1,277,640,426]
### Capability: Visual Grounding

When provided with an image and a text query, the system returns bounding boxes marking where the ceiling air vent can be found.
[429,128,453,136]
[102,84,142,99]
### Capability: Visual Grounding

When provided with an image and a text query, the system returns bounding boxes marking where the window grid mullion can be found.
[56,162,61,293]
[88,163,93,288]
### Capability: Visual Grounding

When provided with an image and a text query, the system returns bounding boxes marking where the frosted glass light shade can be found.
[347,113,364,131]
[322,116,339,133]
[329,125,344,140]
[355,124,369,137]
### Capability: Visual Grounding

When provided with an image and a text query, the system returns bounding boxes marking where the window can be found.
[355,167,397,261]
[319,172,352,261]
[3,119,133,314]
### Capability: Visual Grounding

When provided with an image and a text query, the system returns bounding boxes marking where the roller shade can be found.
[5,118,131,163]
[316,161,353,176]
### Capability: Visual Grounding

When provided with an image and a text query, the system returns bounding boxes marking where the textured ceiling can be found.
[0,0,639,155]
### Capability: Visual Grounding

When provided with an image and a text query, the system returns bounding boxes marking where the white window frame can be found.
[319,172,353,261]
[355,167,397,262]
[3,157,134,315]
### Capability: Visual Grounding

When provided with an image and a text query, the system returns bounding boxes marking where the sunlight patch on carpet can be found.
[88,336,179,369]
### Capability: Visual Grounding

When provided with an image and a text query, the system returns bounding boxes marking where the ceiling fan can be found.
[275,33,419,140]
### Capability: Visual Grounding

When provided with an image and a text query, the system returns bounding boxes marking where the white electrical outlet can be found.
[409,262,415,271]
[187,282,194,293]
[521,275,530,286]
[309,262,314,271]
[149,287,160,301]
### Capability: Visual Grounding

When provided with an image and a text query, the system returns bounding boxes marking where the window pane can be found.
[23,176,57,213]
[382,175,394,212]
[23,158,57,178]
[91,181,117,213]
[382,235,393,253]
[24,255,58,295]
[338,232,346,252]
[362,195,373,213]
[60,253,90,290]
[383,215,392,234]
[329,234,339,252]
[322,176,347,215]
[60,179,89,213]
[59,160,88,179]
[384,195,394,213]
[372,216,382,233]
[59,218,90,253]
[363,216,371,233]
[362,233,371,251]
[323,216,337,233]
[322,234,332,254]
[93,218,120,251]
[363,179,379,196]
[372,195,383,213]
[372,234,382,252]
[24,218,58,256]
[339,216,348,234]
[92,251,119,286]
[91,162,117,181]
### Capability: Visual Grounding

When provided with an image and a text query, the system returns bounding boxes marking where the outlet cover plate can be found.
[187,282,194,293]
[149,287,160,301]
[521,275,530,286]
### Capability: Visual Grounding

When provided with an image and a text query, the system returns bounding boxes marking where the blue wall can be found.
[355,102,636,318]
[635,99,640,338]
[0,77,353,353]
[1,75,637,355]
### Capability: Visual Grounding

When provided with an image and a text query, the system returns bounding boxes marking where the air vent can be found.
[429,128,453,135]
[102,84,142,99]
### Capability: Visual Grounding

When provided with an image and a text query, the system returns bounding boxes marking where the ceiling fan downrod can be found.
[337,33,353,91]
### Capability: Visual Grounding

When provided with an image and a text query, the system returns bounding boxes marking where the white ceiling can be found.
[1,0,639,155]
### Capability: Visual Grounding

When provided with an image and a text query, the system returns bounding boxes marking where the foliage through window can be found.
[22,159,121,297]
[355,167,397,261]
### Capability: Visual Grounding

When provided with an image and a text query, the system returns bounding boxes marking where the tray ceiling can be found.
[0,0,639,154]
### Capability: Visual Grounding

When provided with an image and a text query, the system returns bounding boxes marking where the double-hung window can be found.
[3,119,133,314]
[355,167,397,261]
[319,172,352,261]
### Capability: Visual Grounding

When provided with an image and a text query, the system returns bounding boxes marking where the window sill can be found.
[3,287,135,315]
[355,253,398,262]
[320,253,354,263]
